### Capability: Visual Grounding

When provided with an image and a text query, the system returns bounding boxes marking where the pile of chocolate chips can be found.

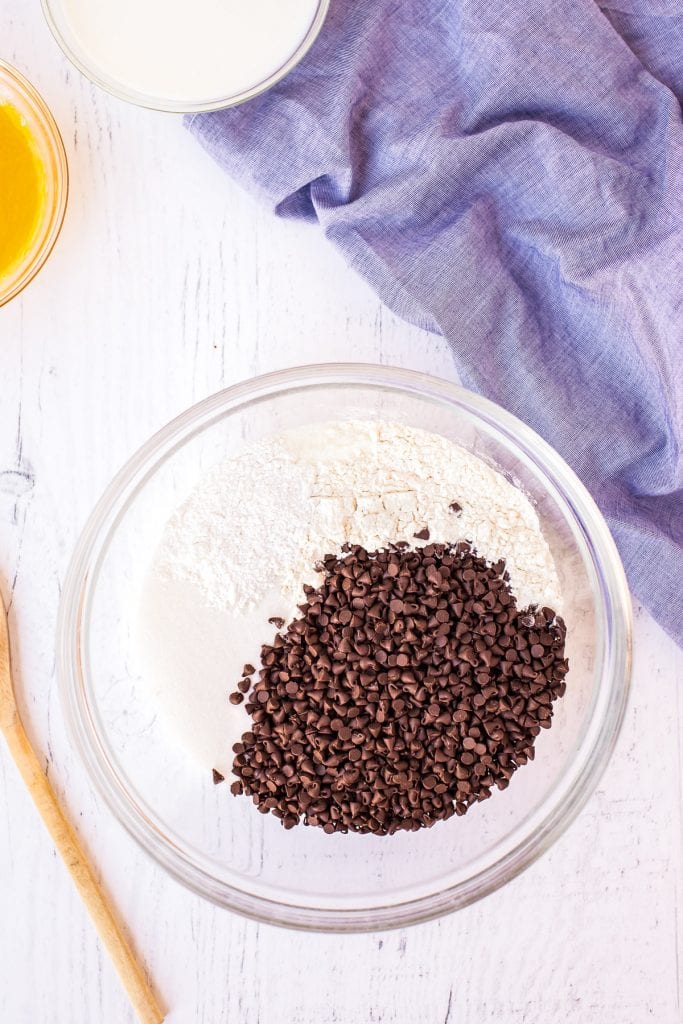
[229,542,568,835]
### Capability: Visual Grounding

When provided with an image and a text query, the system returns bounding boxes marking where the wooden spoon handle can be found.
[2,717,165,1024]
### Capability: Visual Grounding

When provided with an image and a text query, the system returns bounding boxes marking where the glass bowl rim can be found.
[57,363,632,931]
[41,0,330,113]
[0,59,69,307]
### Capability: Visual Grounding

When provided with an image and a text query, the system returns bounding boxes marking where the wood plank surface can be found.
[0,5,681,1022]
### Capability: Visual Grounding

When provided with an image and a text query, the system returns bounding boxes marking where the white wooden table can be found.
[1,6,681,1022]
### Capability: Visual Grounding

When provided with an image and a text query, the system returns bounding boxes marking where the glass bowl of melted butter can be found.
[0,60,68,307]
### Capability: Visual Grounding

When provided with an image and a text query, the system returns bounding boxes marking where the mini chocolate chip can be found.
[212,769,225,785]
[230,541,568,835]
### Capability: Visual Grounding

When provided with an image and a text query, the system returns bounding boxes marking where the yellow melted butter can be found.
[0,102,47,282]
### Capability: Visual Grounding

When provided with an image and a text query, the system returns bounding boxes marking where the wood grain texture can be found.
[1,5,681,1022]
[1,594,163,1023]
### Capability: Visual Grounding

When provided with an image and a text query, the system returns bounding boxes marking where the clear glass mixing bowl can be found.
[57,364,631,931]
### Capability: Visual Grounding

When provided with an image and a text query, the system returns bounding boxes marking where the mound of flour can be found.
[154,420,562,613]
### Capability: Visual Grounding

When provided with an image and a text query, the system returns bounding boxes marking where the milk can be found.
[61,0,322,103]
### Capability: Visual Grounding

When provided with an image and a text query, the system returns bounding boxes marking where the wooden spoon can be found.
[0,589,165,1024]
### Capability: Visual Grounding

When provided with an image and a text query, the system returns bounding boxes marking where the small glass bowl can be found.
[57,365,632,931]
[0,61,68,307]
[41,0,330,113]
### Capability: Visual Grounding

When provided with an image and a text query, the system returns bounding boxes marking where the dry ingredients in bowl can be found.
[137,421,568,834]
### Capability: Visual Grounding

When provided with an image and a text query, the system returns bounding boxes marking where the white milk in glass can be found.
[60,0,321,103]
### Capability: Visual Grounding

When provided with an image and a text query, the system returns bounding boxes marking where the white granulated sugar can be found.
[155,420,562,614]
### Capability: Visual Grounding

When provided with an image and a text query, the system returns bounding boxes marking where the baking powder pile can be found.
[155,421,562,613]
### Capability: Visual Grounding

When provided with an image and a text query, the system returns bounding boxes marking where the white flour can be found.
[137,420,563,775]
[156,420,562,614]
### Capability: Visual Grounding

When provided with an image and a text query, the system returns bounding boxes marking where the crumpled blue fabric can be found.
[188,0,683,646]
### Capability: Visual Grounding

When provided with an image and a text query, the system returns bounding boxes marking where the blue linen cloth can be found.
[188,0,683,645]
